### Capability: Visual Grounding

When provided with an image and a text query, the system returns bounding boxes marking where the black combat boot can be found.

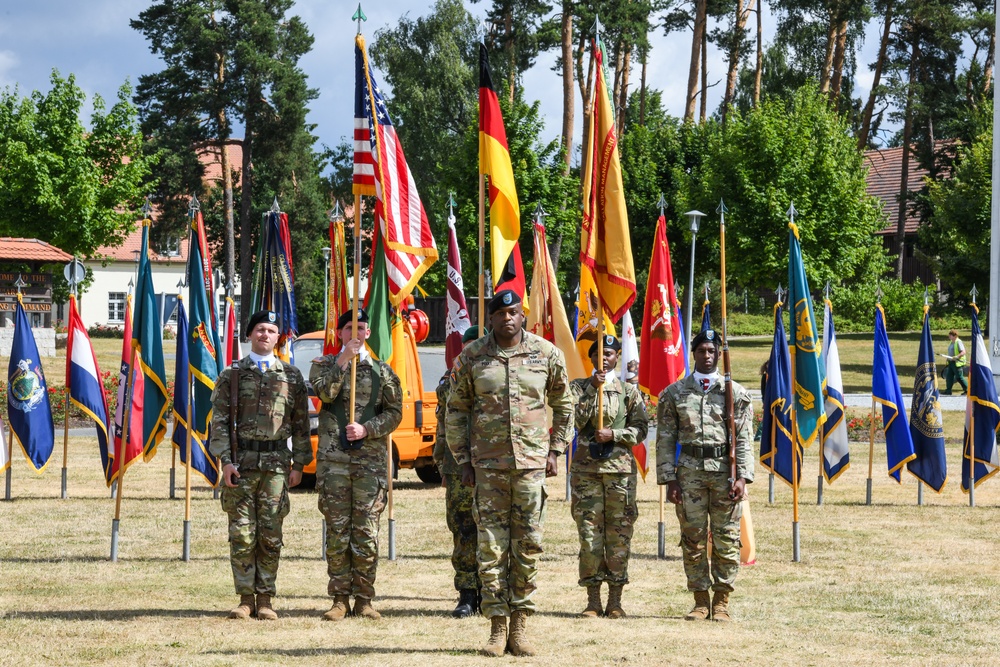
[452,589,479,618]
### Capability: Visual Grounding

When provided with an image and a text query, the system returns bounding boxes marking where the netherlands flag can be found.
[66,295,110,475]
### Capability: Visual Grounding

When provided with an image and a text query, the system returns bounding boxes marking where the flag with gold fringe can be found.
[786,222,825,448]
[872,304,916,482]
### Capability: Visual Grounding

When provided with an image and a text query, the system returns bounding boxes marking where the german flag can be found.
[479,43,525,299]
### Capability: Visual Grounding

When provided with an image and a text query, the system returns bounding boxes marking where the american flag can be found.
[353,34,438,304]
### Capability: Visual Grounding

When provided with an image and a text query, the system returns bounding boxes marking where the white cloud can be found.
[0,50,19,87]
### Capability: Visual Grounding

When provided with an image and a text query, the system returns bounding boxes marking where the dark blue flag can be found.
[171,297,190,455]
[872,305,916,482]
[7,297,54,472]
[760,303,798,485]
[962,305,1000,492]
[907,307,947,492]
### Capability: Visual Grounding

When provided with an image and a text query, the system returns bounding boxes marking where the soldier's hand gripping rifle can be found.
[717,201,739,499]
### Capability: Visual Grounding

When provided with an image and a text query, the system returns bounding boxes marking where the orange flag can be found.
[579,34,636,322]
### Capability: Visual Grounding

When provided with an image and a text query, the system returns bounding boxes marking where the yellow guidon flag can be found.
[479,42,526,299]
[576,265,616,376]
[579,33,636,323]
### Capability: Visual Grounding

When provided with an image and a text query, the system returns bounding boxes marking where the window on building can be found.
[109,292,126,323]
[158,236,181,257]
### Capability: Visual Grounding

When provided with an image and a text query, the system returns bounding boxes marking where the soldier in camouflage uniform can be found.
[310,309,403,622]
[570,335,648,619]
[447,290,573,658]
[434,325,481,618]
[210,310,312,621]
[655,329,754,622]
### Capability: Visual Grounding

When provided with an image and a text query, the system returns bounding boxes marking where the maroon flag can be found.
[445,208,471,368]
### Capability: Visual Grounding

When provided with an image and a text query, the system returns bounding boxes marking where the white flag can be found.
[821,300,850,481]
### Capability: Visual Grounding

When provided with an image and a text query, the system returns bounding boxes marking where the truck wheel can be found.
[414,464,442,485]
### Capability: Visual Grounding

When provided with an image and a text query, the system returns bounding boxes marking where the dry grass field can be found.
[1,433,998,667]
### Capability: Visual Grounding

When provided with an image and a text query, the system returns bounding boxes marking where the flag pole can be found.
[350,194,362,420]
[170,446,177,500]
[387,434,396,560]
[111,345,138,562]
[817,284,831,506]
[478,174,486,334]
[656,195,668,557]
[867,397,875,505]
[182,374,193,562]
[969,290,979,507]
[4,420,11,501]
[787,261,800,562]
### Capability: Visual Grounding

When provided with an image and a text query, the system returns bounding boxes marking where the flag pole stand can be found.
[917,480,923,506]
[213,457,220,499]
[768,472,774,504]
[387,435,396,561]
[170,447,177,500]
[110,479,117,499]
[790,357,801,563]
[816,450,823,505]
[792,520,800,562]
[321,519,327,560]
[182,378,193,562]
[110,473,124,562]
[967,415,976,507]
[111,347,138,562]
[657,485,666,559]
[61,387,70,499]
[866,398,875,506]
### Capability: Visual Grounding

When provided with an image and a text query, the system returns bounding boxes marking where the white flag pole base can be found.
[169,467,176,500]
[182,520,191,562]
[110,519,120,562]
[5,467,11,501]
[816,474,823,506]
[792,521,800,563]
[61,467,68,499]
[865,478,873,506]
[387,518,396,561]
[917,481,924,506]
[767,473,774,504]
[657,521,666,559]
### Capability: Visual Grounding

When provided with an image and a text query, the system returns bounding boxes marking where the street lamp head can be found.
[684,209,706,233]
[322,247,332,262]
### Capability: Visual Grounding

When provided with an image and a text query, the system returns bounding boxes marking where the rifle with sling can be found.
[229,363,239,470]
[717,201,739,497]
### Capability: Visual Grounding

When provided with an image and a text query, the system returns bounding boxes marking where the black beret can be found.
[245,310,280,338]
[336,308,369,330]
[461,325,480,343]
[588,334,621,358]
[691,328,721,350]
[488,289,522,314]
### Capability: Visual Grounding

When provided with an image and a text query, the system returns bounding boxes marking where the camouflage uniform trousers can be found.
[675,467,743,593]
[570,472,638,587]
[220,469,291,596]
[318,467,387,599]
[444,473,480,592]
[473,468,547,618]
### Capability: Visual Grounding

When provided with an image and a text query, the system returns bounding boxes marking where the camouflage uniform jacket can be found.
[433,373,462,475]
[655,373,754,484]
[309,354,403,476]
[570,376,649,474]
[209,357,312,473]
[447,331,573,470]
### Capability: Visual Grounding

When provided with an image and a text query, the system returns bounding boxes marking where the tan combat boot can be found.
[481,616,507,657]
[353,597,382,620]
[605,584,626,619]
[712,590,731,622]
[255,594,278,621]
[684,591,711,621]
[228,594,256,620]
[322,595,350,622]
[506,609,536,657]
[580,584,603,618]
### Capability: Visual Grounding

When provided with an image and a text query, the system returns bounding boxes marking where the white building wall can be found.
[76,260,187,329]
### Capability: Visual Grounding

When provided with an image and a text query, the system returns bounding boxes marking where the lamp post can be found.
[684,210,706,344]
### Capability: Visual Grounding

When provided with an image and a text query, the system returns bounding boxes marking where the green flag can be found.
[132,219,170,460]
[366,226,393,362]
[787,221,826,448]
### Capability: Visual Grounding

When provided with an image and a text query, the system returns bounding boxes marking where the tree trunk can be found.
[830,19,848,103]
[858,2,893,150]
[612,39,624,114]
[984,20,995,96]
[549,233,562,274]
[685,0,708,122]
[895,41,918,280]
[505,8,515,105]
[754,1,762,107]
[239,100,255,333]
[560,5,574,173]
[700,28,708,123]
[819,15,837,94]
[723,0,753,124]
[640,48,648,125]
[217,65,235,292]
[617,41,632,137]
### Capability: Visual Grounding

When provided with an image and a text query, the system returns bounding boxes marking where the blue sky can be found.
[1,1,884,171]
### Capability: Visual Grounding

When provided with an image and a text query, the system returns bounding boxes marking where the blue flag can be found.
[787,223,825,448]
[172,297,190,454]
[132,219,170,459]
[760,303,798,485]
[700,298,711,333]
[962,305,1000,492]
[872,304,916,482]
[907,307,947,492]
[7,297,54,472]
[187,215,223,443]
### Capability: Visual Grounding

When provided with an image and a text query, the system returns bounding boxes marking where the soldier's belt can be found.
[238,438,286,452]
[680,444,727,459]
